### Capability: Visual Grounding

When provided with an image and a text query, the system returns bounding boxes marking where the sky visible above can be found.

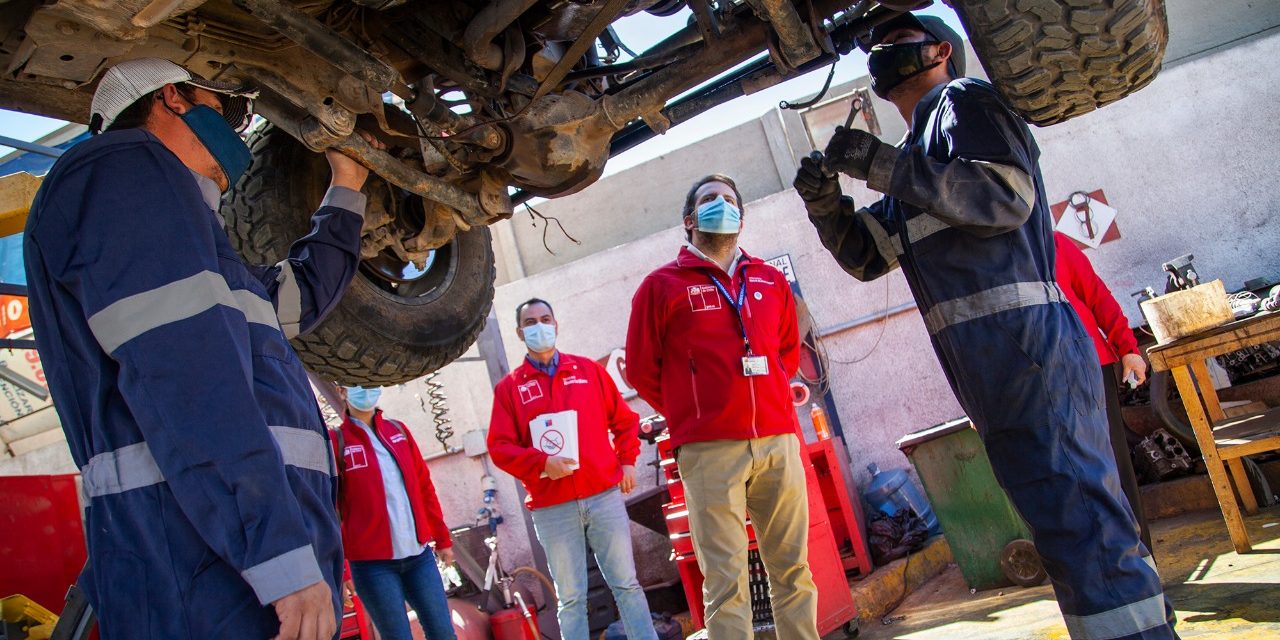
[0,3,965,171]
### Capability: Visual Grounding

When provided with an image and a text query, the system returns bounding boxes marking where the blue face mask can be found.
[180,105,251,191]
[522,322,557,353]
[695,196,742,235]
[345,386,382,412]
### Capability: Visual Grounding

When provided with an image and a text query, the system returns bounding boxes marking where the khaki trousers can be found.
[678,434,820,640]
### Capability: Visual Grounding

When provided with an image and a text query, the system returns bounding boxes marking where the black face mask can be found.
[867,40,942,100]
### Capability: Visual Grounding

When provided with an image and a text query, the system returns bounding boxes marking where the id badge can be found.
[742,355,769,377]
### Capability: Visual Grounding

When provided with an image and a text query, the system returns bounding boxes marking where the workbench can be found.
[1146,310,1280,553]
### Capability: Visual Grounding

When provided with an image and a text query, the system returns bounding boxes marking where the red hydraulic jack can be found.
[658,434,870,637]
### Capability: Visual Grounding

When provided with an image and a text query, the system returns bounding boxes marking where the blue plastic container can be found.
[862,463,941,536]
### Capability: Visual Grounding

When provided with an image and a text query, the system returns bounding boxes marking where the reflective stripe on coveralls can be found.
[1065,592,1168,640]
[274,259,304,339]
[923,281,1068,335]
[87,270,283,352]
[81,425,333,498]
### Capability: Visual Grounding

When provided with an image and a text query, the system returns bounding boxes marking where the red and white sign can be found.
[1051,189,1120,249]
[597,348,637,400]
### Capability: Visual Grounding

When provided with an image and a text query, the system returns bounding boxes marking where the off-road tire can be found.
[223,125,495,386]
[951,0,1169,126]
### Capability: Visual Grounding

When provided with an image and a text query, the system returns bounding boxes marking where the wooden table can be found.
[1147,310,1280,553]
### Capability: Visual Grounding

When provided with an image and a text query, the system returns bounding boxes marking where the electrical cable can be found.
[823,272,893,365]
[779,57,840,110]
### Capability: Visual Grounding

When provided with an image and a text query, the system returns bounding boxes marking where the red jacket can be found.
[1054,232,1139,366]
[331,411,452,562]
[488,353,641,510]
[625,246,801,449]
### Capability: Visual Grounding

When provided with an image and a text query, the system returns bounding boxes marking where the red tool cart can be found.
[658,435,869,637]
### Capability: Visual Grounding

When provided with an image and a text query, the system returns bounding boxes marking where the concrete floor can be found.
[855,507,1280,640]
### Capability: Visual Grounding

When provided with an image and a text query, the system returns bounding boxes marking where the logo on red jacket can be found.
[389,433,407,444]
[343,445,368,471]
[518,380,543,404]
[687,284,722,312]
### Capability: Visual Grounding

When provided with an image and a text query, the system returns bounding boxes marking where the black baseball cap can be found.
[860,13,966,79]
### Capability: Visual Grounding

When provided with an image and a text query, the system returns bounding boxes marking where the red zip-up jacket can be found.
[331,411,452,562]
[488,353,641,510]
[626,246,801,449]
[1053,232,1139,366]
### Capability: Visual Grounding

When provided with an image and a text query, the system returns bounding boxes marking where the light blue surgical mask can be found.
[179,104,252,191]
[695,196,742,234]
[345,386,381,412]
[522,322,557,353]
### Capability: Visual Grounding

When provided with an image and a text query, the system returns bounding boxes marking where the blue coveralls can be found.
[23,129,366,639]
[809,79,1178,640]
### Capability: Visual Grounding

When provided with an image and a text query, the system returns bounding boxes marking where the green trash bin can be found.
[896,417,1043,591]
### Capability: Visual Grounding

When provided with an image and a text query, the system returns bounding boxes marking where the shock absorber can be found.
[420,371,455,449]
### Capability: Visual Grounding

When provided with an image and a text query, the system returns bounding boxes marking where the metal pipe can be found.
[599,0,855,125]
[131,0,188,28]
[464,0,539,71]
[601,15,777,126]
[349,0,408,8]
[424,446,464,461]
[255,96,485,220]
[817,301,917,338]
[755,0,822,66]
[0,135,64,158]
[237,0,403,95]
[607,49,835,156]
[331,132,486,223]
[562,44,698,83]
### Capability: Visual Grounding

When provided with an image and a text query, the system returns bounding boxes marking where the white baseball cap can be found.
[90,58,258,134]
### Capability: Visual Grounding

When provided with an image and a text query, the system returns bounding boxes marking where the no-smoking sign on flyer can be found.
[531,410,580,477]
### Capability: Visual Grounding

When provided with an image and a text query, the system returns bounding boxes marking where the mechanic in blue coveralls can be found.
[792,14,1179,640]
[24,58,385,640]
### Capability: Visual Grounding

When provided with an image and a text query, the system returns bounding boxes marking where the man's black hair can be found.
[99,83,199,134]
[516,297,554,325]
[682,174,744,241]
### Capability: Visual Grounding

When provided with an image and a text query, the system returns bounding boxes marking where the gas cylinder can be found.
[490,605,538,640]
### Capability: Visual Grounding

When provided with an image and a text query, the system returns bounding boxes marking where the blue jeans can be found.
[531,488,657,640]
[349,547,456,640]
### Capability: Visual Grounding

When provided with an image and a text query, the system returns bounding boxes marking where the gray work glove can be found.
[822,126,889,182]
[793,152,843,217]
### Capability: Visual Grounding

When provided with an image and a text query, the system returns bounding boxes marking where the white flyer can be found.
[531,410,579,478]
